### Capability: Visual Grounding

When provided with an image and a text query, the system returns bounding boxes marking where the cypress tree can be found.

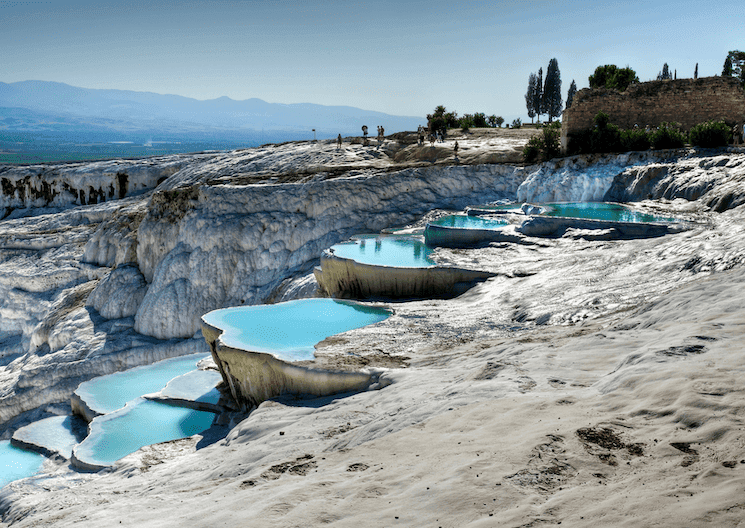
[566,80,577,109]
[535,68,543,123]
[543,58,563,122]
[525,73,538,123]
[723,56,733,76]
[694,63,698,79]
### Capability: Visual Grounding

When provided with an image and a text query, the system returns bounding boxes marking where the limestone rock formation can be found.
[1,135,745,527]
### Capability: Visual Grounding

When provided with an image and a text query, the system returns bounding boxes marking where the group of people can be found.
[356,125,385,148]
[341,124,462,157]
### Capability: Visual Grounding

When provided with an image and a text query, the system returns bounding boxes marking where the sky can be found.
[1,0,743,122]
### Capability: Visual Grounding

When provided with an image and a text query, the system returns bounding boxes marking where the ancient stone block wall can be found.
[561,77,745,152]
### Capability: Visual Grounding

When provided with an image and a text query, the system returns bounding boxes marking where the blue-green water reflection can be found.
[430,215,508,229]
[0,440,44,488]
[74,353,209,415]
[74,399,215,467]
[543,202,674,223]
[329,235,435,267]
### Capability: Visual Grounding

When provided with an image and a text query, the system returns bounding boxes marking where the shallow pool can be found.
[202,299,391,362]
[0,440,44,488]
[74,353,209,415]
[429,215,509,229]
[328,235,435,268]
[542,202,674,223]
[73,399,215,467]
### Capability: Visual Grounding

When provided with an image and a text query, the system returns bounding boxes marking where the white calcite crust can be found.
[2,136,745,527]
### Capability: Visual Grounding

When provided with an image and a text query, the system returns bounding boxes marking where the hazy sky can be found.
[2,0,742,121]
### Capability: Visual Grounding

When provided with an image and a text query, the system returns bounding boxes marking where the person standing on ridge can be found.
[337,134,342,149]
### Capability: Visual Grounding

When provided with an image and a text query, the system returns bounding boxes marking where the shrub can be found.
[511,118,522,129]
[523,122,561,163]
[495,116,504,128]
[565,112,622,155]
[689,120,732,148]
[523,136,541,163]
[621,128,651,151]
[590,112,622,153]
[650,123,686,150]
[473,112,488,128]
[460,114,474,131]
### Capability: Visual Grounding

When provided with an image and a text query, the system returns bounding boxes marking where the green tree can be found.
[566,79,577,109]
[525,72,538,123]
[444,111,459,128]
[427,105,448,135]
[588,65,638,91]
[543,58,563,122]
[495,116,504,128]
[694,63,698,79]
[722,50,745,85]
[487,115,497,127]
[723,55,734,76]
[535,68,543,122]
[459,114,475,131]
[473,112,487,128]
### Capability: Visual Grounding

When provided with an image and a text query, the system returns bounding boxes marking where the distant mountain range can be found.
[0,81,424,136]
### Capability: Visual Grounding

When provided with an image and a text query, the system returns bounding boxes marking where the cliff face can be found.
[603,151,745,211]
[133,162,524,339]
[0,157,187,216]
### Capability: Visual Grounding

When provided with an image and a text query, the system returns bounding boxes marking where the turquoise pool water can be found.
[73,399,215,467]
[329,235,435,267]
[429,215,508,229]
[0,440,44,488]
[542,202,674,223]
[202,299,391,362]
[74,353,209,415]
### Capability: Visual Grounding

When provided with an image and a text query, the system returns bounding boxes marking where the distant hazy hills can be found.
[0,81,424,137]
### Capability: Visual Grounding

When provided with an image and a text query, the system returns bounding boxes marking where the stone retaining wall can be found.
[561,77,745,152]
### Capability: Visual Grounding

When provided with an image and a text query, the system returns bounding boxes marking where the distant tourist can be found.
[454,140,459,157]
[337,134,342,149]
[429,134,436,146]
[417,125,424,146]
[732,123,744,147]
[362,125,369,146]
